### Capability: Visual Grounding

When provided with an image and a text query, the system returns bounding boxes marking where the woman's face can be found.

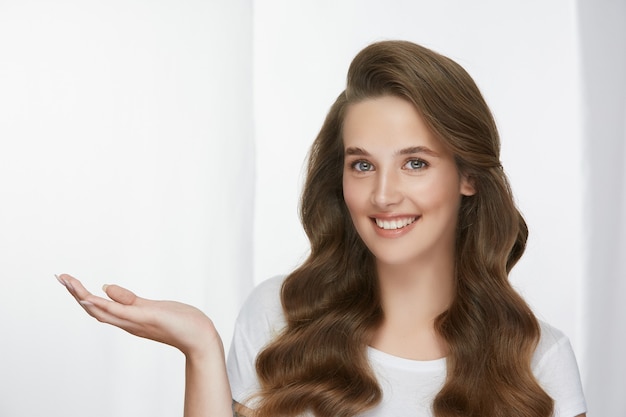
[342,96,475,268]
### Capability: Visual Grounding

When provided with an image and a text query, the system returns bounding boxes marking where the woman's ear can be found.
[460,174,476,196]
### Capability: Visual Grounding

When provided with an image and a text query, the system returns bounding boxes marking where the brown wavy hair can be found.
[254,40,554,417]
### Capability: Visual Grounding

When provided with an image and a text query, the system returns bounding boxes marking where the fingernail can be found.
[56,274,75,292]
[102,284,109,292]
[54,274,67,287]
[79,300,94,307]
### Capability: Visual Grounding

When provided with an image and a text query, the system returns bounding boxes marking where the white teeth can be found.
[375,217,417,230]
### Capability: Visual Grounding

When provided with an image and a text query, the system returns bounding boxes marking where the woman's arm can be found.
[57,274,233,417]
[184,347,233,417]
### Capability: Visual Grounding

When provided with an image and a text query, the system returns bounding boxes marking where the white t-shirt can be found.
[227,276,587,417]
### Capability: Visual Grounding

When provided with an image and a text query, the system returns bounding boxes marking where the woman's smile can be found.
[370,215,420,239]
[373,215,418,230]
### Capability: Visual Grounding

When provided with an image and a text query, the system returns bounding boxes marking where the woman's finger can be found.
[58,274,144,310]
[80,295,176,343]
[83,293,145,323]
[57,274,141,324]
[77,298,146,336]
[57,273,96,305]
[102,284,139,306]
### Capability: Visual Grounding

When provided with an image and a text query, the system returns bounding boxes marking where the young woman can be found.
[59,40,587,417]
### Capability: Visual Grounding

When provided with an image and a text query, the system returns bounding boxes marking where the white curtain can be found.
[578,0,626,415]
[0,1,252,416]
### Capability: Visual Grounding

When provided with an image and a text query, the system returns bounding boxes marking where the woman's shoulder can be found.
[532,320,573,370]
[531,321,587,415]
[533,320,569,362]
[234,275,287,344]
[238,275,285,315]
[228,276,287,403]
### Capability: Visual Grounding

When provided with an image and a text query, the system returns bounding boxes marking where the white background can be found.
[0,1,253,416]
[0,0,623,416]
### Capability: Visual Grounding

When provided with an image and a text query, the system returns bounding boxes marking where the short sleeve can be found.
[532,322,587,417]
[226,276,286,406]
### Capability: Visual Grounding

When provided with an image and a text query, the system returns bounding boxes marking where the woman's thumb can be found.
[102,284,138,305]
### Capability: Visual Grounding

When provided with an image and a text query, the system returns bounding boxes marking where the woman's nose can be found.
[371,170,403,208]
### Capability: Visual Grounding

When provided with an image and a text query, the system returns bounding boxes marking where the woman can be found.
[59,40,587,417]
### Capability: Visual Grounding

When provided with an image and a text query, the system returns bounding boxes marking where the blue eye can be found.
[405,159,427,170]
[352,160,373,172]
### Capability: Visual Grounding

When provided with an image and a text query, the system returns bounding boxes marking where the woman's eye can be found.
[405,159,427,170]
[352,160,373,172]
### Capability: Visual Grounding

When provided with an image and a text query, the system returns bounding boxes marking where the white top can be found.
[227,276,587,417]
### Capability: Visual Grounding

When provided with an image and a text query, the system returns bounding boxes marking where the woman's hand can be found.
[57,273,234,417]
[56,273,220,359]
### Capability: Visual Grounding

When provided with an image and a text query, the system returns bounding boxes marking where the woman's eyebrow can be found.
[345,147,369,156]
[397,146,440,157]
[344,146,439,157]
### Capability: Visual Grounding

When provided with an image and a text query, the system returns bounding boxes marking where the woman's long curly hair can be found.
[254,40,554,417]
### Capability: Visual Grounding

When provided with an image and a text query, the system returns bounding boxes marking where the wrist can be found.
[184,329,225,364]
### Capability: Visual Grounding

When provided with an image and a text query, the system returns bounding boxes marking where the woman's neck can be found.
[370,256,455,360]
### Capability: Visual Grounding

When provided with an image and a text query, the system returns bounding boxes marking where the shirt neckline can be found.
[367,346,447,371]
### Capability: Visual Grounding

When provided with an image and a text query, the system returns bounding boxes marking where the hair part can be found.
[254,40,553,417]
